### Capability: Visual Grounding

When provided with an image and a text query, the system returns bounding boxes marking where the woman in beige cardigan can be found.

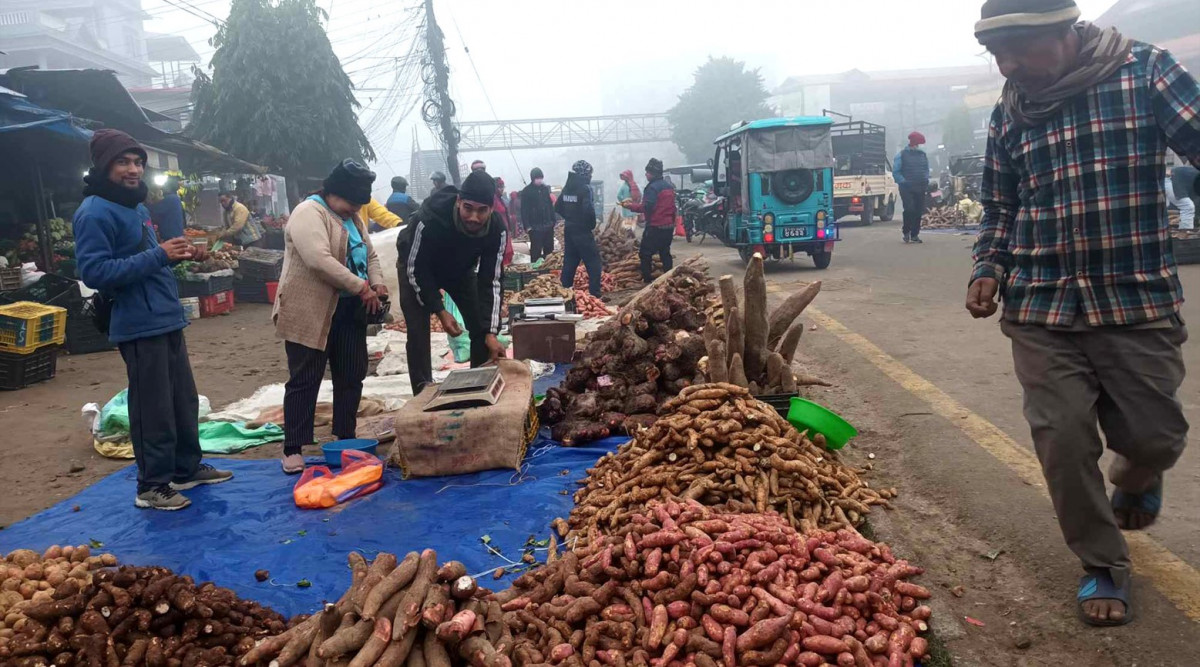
[273,160,386,473]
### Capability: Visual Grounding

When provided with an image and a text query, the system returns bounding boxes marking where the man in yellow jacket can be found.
[359,198,403,231]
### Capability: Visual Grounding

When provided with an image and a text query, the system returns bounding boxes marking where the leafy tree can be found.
[668,57,775,163]
[942,105,976,156]
[189,0,373,199]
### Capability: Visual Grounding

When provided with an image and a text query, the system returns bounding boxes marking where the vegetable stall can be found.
[0,256,936,667]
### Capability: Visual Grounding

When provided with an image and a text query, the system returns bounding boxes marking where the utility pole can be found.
[424,0,460,187]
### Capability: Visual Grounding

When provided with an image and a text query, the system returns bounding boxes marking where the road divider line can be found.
[802,303,1200,622]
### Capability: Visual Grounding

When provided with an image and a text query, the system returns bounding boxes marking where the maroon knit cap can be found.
[90,129,147,171]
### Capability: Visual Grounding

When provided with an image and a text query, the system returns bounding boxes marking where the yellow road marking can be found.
[795,299,1200,621]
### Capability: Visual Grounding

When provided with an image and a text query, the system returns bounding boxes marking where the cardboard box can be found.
[511,320,575,363]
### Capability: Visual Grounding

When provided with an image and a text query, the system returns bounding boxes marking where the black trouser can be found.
[562,227,603,298]
[640,225,675,282]
[399,273,490,396]
[529,227,555,262]
[118,330,201,493]
[283,297,368,455]
[899,185,927,239]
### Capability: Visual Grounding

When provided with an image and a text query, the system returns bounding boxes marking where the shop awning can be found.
[0,86,90,141]
[0,67,269,175]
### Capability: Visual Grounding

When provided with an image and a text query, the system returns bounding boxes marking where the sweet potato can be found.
[393,550,439,640]
[802,635,851,655]
[364,552,421,620]
[347,617,392,667]
[734,615,789,652]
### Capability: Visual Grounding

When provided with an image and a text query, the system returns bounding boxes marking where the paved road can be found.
[676,220,1200,665]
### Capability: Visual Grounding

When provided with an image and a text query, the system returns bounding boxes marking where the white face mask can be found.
[533,178,544,186]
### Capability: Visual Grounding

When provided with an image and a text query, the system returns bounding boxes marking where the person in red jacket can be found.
[622,158,676,282]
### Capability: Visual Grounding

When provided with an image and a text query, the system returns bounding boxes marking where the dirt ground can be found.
[4,222,1200,665]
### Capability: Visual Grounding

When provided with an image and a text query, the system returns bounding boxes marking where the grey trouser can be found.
[1002,317,1188,583]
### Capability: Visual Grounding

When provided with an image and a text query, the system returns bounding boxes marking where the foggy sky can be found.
[146,0,1122,196]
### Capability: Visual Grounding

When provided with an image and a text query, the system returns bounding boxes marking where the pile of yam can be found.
[0,562,287,666]
[539,260,714,446]
[1,546,117,646]
[704,254,826,395]
[499,499,932,667]
[246,550,512,667]
[566,383,893,542]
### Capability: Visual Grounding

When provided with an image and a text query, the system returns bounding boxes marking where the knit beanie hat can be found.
[90,129,147,171]
[908,131,927,145]
[975,0,1081,43]
[572,160,594,181]
[323,159,376,207]
[530,167,544,181]
[459,170,496,206]
[391,176,408,191]
[646,158,664,176]
[431,171,447,184]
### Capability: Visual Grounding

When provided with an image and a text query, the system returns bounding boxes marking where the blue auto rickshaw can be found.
[711,117,838,268]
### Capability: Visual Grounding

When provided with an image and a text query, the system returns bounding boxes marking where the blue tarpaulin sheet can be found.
[0,365,608,618]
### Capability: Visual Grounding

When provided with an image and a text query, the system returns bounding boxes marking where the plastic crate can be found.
[64,298,115,355]
[0,268,21,292]
[177,273,235,297]
[1172,236,1200,265]
[199,290,235,318]
[0,345,58,389]
[757,393,800,419]
[0,273,82,310]
[238,248,285,281]
[0,302,67,353]
[233,279,278,304]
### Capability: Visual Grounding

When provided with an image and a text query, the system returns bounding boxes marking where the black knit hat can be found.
[975,0,1080,43]
[391,176,407,191]
[459,170,496,206]
[530,167,544,180]
[646,158,664,176]
[323,159,376,207]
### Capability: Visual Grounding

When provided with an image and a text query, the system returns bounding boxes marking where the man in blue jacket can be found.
[74,129,232,511]
[894,132,931,244]
[147,174,185,240]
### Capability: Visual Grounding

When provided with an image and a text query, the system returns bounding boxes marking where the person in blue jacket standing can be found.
[385,176,418,222]
[147,174,185,240]
[73,129,232,511]
[894,131,932,244]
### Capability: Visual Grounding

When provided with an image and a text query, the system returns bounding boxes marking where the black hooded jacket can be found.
[520,182,556,230]
[554,172,597,233]
[396,187,507,334]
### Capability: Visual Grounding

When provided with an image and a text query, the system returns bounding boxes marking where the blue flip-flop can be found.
[1077,572,1133,627]
[1111,478,1163,530]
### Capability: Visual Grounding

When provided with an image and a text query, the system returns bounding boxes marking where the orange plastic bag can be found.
[293,450,384,509]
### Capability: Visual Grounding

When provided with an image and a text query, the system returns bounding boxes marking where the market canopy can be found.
[0,86,90,142]
[0,67,268,175]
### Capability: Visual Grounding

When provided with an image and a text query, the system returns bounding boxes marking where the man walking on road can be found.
[965,0,1200,627]
[894,132,930,244]
[74,130,232,510]
[556,161,603,298]
[521,168,557,262]
[1166,159,1198,230]
[622,158,676,283]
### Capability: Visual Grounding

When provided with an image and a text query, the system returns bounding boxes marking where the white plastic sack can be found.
[20,262,44,287]
[369,227,403,305]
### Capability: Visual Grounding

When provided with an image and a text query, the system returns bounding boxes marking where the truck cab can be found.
[712,117,838,269]
[830,120,898,224]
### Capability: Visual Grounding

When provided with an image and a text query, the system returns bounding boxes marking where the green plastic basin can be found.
[786,397,858,450]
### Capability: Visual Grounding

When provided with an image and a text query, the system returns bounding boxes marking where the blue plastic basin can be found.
[320,439,380,467]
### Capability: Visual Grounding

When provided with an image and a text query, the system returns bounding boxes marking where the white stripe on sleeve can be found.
[406,222,426,307]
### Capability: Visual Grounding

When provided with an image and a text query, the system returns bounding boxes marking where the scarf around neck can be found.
[452,203,491,239]
[1001,22,1133,128]
[83,169,148,209]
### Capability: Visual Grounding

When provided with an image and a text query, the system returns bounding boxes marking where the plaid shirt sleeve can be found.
[971,106,1018,285]
[1150,49,1200,166]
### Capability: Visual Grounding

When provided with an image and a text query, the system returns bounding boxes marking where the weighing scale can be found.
[423,366,507,411]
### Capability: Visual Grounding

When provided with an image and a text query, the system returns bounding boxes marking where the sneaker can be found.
[171,463,234,491]
[135,485,191,511]
[912,237,924,244]
[281,453,305,475]
[903,235,911,244]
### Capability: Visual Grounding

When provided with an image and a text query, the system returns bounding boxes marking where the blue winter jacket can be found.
[147,193,185,240]
[893,147,930,188]
[74,195,188,344]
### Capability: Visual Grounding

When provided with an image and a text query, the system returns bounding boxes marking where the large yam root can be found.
[742,255,769,382]
[766,281,822,350]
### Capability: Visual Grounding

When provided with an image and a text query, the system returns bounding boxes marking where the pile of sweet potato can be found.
[497,499,931,667]
[704,255,827,394]
[566,383,893,540]
[245,550,512,667]
[0,562,286,666]
[539,260,714,446]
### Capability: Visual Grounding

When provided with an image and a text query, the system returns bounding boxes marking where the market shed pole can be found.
[424,0,461,187]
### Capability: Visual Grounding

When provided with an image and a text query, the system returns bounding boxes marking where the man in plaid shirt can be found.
[966,0,1200,627]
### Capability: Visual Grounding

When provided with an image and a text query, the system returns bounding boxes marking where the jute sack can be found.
[390,359,538,478]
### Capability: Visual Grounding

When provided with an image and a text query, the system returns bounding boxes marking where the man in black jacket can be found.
[555,160,603,297]
[397,170,508,395]
[520,167,556,261]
